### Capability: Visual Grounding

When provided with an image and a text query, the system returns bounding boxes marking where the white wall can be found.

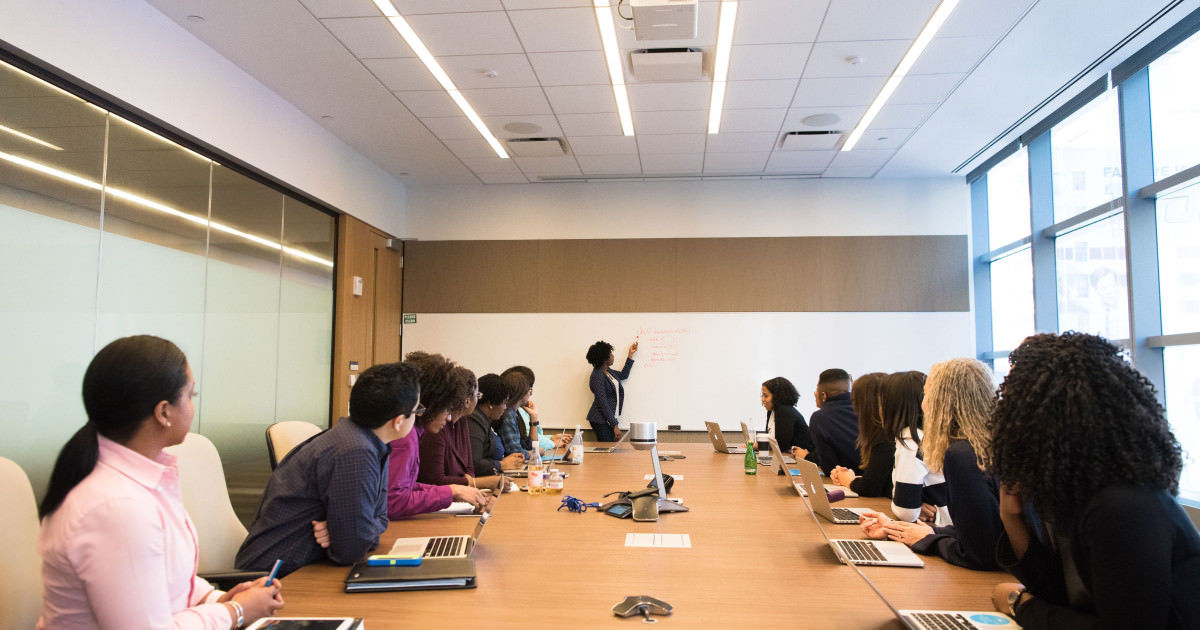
[406,178,969,240]
[0,0,408,236]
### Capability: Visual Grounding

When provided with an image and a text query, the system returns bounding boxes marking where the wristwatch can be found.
[1006,587,1028,618]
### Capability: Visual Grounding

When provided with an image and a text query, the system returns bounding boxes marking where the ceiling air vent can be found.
[631,0,698,40]
[630,48,703,82]
[505,137,567,157]
[780,131,844,151]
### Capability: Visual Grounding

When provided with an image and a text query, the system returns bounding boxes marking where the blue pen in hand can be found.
[264,559,282,586]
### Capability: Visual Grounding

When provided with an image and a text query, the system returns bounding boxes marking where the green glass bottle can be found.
[744,440,757,475]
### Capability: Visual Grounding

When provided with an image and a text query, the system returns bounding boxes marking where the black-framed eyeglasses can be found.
[410,403,427,417]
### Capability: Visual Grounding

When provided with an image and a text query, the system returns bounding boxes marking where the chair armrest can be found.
[200,570,269,591]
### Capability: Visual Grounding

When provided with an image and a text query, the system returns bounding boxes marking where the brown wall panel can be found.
[403,235,968,313]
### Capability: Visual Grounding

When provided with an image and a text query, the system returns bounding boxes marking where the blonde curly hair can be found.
[920,358,996,473]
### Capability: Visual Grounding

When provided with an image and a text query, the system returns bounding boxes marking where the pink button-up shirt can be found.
[38,435,232,630]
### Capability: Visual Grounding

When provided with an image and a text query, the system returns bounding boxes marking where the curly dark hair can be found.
[989,332,1182,525]
[586,341,614,368]
[403,351,467,427]
[762,376,800,408]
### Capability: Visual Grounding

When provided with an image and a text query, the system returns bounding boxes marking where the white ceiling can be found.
[139,0,1192,185]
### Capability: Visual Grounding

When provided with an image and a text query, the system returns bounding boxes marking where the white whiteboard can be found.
[400,312,973,432]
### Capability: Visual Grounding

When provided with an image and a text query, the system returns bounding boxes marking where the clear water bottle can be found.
[546,468,564,494]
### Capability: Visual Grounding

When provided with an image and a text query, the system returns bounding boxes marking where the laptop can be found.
[896,610,1020,629]
[766,438,858,499]
[583,425,631,453]
[384,479,504,560]
[827,538,924,567]
[704,421,747,454]
[791,455,873,525]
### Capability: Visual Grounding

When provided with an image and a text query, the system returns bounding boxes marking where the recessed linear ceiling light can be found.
[707,1,738,134]
[0,123,63,150]
[371,0,509,158]
[841,0,959,151]
[594,0,634,136]
[0,149,333,268]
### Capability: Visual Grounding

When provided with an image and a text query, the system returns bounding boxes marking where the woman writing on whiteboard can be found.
[585,339,637,442]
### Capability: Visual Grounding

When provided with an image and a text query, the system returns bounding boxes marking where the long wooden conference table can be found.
[280,443,1011,628]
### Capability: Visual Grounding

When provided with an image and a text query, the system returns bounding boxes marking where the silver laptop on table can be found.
[704,421,747,454]
[583,425,631,453]
[385,479,504,561]
[767,438,858,499]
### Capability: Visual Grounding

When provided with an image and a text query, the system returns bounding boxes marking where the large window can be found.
[987,149,1031,249]
[1149,29,1200,180]
[990,249,1035,352]
[1155,159,1200,338]
[1164,345,1200,505]
[1055,216,1129,340]
[1051,90,1122,222]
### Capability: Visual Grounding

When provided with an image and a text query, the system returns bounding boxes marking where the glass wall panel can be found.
[1149,30,1200,180]
[1157,180,1200,335]
[200,165,284,479]
[987,148,1031,249]
[1051,90,1122,222]
[1163,345,1200,505]
[276,197,335,425]
[990,249,1035,352]
[1055,216,1129,340]
[0,64,106,494]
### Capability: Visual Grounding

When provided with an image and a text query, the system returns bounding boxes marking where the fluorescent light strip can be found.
[594,1,634,136]
[841,0,960,151]
[0,123,64,150]
[0,149,333,268]
[372,0,508,158]
[708,1,738,134]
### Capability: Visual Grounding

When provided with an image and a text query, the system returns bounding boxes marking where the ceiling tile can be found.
[633,110,708,134]
[627,82,711,112]
[528,50,610,85]
[641,153,704,174]
[870,102,936,128]
[364,58,440,91]
[792,76,885,107]
[478,171,530,183]
[513,155,582,175]
[734,0,827,44]
[481,114,563,138]
[395,90,457,116]
[442,137,499,158]
[405,12,522,56]
[422,116,479,139]
[322,17,414,59]
[300,0,380,19]
[722,80,798,109]
[460,87,552,115]
[728,44,812,80]
[718,108,787,133]
[782,106,865,130]
[817,0,939,41]
[545,85,617,114]
[613,2,719,50]
[909,36,996,75]
[557,112,623,136]
[804,40,910,78]
[441,54,540,89]
[765,150,836,171]
[703,152,769,173]
[705,132,780,153]
[566,135,637,155]
[890,73,963,104]
[508,7,601,52]
[822,166,879,178]
[577,153,641,174]
[501,0,590,9]
[829,148,894,168]
[938,0,1037,38]
[391,0,504,13]
[637,133,706,154]
[856,127,914,150]
[461,156,522,173]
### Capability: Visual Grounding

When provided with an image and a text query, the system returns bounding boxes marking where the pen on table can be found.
[264,559,282,586]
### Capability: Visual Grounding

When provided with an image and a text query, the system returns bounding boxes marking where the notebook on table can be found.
[704,421,747,454]
[344,557,476,592]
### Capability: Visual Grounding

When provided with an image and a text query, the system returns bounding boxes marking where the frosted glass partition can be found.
[0,59,336,499]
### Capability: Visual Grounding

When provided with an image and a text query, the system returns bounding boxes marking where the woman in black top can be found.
[987,333,1200,628]
[831,372,892,497]
[466,374,524,475]
[761,376,815,458]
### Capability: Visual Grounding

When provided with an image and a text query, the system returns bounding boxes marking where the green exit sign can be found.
[402,313,417,325]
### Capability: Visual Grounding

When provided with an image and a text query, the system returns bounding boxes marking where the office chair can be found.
[265,421,322,469]
[0,457,42,628]
[165,433,265,590]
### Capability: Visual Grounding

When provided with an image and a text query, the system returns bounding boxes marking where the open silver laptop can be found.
[896,610,1020,629]
[583,425,631,453]
[385,479,503,560]
[704,421,747,454]
[767,438,858,499]
[827,537,924,568]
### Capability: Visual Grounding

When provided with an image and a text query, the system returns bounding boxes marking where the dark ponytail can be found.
[39,335,188,518]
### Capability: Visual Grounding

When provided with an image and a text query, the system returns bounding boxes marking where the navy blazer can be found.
[586,358,634,427]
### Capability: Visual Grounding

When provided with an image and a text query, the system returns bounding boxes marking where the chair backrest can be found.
[0,457,42,629]
[266,421,322,469]
[165,433,247,573]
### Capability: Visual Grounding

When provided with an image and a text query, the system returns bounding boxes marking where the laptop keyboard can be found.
[908,612,975,629]
[837,540,887,563]
[831,507,861,522]
[423,536,466,558]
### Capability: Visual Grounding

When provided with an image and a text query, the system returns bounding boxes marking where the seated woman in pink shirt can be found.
[38,335,283,630]
[387,352,490,519]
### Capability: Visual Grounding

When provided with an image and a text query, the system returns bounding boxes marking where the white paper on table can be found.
[643,474,683,480]
[624,533,692,548]
[436,501,476,514]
